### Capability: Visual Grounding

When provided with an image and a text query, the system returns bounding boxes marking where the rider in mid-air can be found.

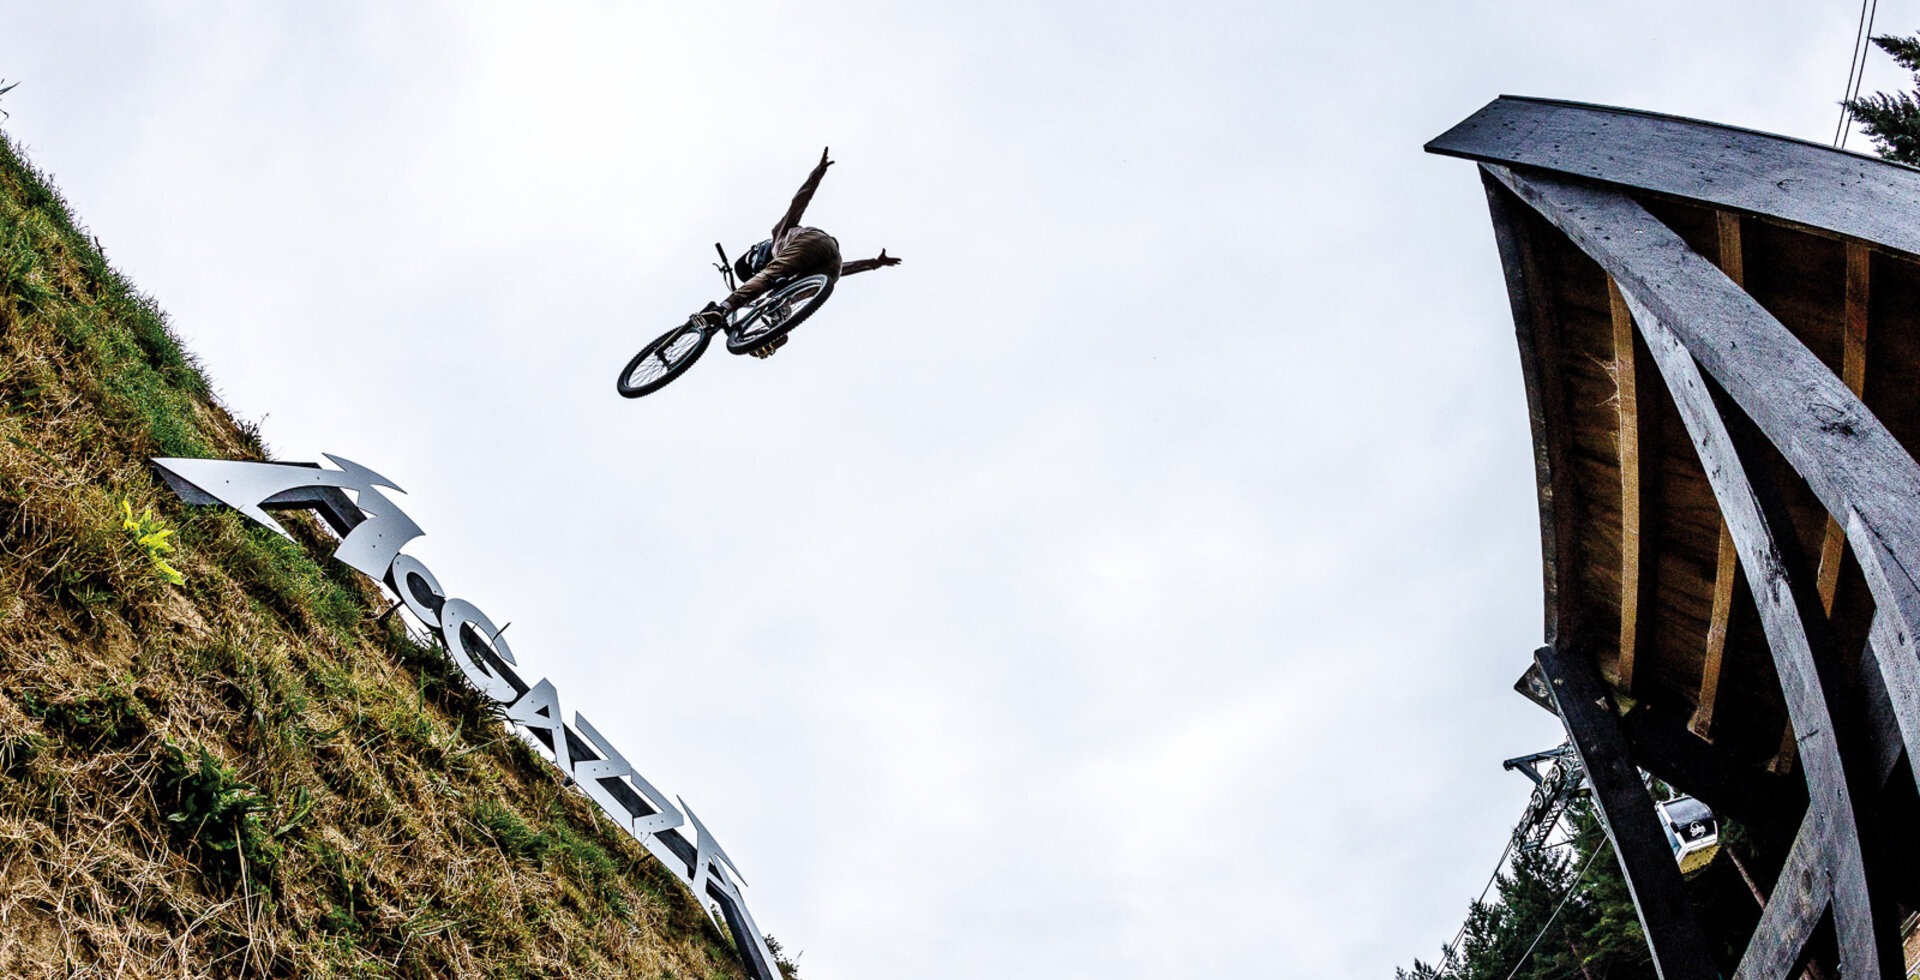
[697,147,901,357]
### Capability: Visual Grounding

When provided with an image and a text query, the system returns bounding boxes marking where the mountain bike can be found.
[616,243,835,399]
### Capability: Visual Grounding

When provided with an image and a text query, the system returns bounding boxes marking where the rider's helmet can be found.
[734,238,776,282]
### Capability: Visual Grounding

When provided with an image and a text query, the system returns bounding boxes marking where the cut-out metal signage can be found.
[152,454,783,980]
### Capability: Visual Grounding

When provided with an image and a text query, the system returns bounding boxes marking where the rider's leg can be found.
[720,228,841,313]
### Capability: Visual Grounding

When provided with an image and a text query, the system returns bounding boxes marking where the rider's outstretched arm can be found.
[773,147,833,241]
[840,248,903,276]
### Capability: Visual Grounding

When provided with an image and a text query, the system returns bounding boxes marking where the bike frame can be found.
[713,241,815,332]
[616,244,833,398]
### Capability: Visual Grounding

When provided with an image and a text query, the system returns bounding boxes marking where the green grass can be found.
[21,675,153,753]
[0,125,757,977]
[155,740,284,887]
[470,798,639,919]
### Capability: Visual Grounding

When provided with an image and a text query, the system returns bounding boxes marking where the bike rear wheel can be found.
[725,274,835,354]
[617,321,712,398]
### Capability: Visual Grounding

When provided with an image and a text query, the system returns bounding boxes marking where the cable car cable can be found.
[1837,0,1871,144]
[1442,824,1603,979]
[1434,835,1517,978]
[1498,846,1603,980]
[1847,0,1881,150]
[1846,0,1881,149]
[1837,0,1880,147]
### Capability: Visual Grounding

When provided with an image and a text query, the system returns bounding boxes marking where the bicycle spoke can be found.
[726,276,827,352]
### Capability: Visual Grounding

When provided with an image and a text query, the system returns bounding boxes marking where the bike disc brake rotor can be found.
[739,283,818,344]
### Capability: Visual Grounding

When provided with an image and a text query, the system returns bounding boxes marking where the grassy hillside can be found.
[0,129,762,978]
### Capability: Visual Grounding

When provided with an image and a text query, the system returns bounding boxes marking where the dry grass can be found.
[0,129,751,978]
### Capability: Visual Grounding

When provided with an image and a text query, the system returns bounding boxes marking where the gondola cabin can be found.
[1654,795,1719,875]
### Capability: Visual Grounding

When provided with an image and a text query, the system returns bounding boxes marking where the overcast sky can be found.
[3,3,1910,977]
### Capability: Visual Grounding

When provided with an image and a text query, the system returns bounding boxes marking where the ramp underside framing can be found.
[1434,97,1920,980]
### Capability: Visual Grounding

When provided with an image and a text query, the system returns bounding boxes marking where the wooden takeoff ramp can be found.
[1431,97,1920,980]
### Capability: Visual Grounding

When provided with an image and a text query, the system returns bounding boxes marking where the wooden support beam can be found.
[1491,162,1920,842]
[1842,243,1869,396]
[1815,244,1871,613]
[1860,615,1913,785]
[1769,720,1800,778]
[1693,526,1741,737]
[1694,212,1746,740]
[1716,210,1747,284]
[1851,520,1920,797]
[1487,164,1889,979]
[1630,300,1877,977]
[1732,812,1828,980]
[1480,166,1920,566]
[1535,643,1718,980]
[1610,276,1644,693]
[1482,169,1581,647]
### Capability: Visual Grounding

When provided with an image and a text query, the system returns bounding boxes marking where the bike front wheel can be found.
[725,274,835,354]
[617,321,712,398]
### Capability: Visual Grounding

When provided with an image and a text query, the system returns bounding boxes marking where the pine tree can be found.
[1843,31,1920,164]
[1395,960,1444,980]
[1559,805,1654,979]
[1396,803,1659,980]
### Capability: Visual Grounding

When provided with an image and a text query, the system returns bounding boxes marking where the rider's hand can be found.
[875,248,901,267]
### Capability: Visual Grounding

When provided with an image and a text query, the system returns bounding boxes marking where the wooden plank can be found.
[1859,616,1912,785]
[1767,720,1799,777]
[1732,812,1828,980]
[1492,169,1920,938]
[1485,162,1920,792]
[1716,210,1747,286]
[1850,518,1920,798]
[1692,525,1741,737]
[1814,520,1849,617]
[1488,165,1885,978]
[1693,212,1745,739]
[1635,296,1877,977]
[1429,97,1920,259]
[1815,243,1871,613]
[1631,302,1877,976]
[1535,643,1718,980]
[1482,170,1580,645]
[1610,276,1643,693]
[1480,168,1920,536]
[1843,243,1869,395]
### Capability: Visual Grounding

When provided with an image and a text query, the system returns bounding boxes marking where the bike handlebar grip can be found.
[714,242,729,264]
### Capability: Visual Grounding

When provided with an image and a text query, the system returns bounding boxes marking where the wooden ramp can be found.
[1432,97,1920,980]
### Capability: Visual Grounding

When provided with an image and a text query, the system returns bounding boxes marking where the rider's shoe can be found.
[691,302,728,331]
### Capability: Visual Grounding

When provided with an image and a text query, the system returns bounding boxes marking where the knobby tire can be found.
[617,321,712,398]
[725,275,835,355]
